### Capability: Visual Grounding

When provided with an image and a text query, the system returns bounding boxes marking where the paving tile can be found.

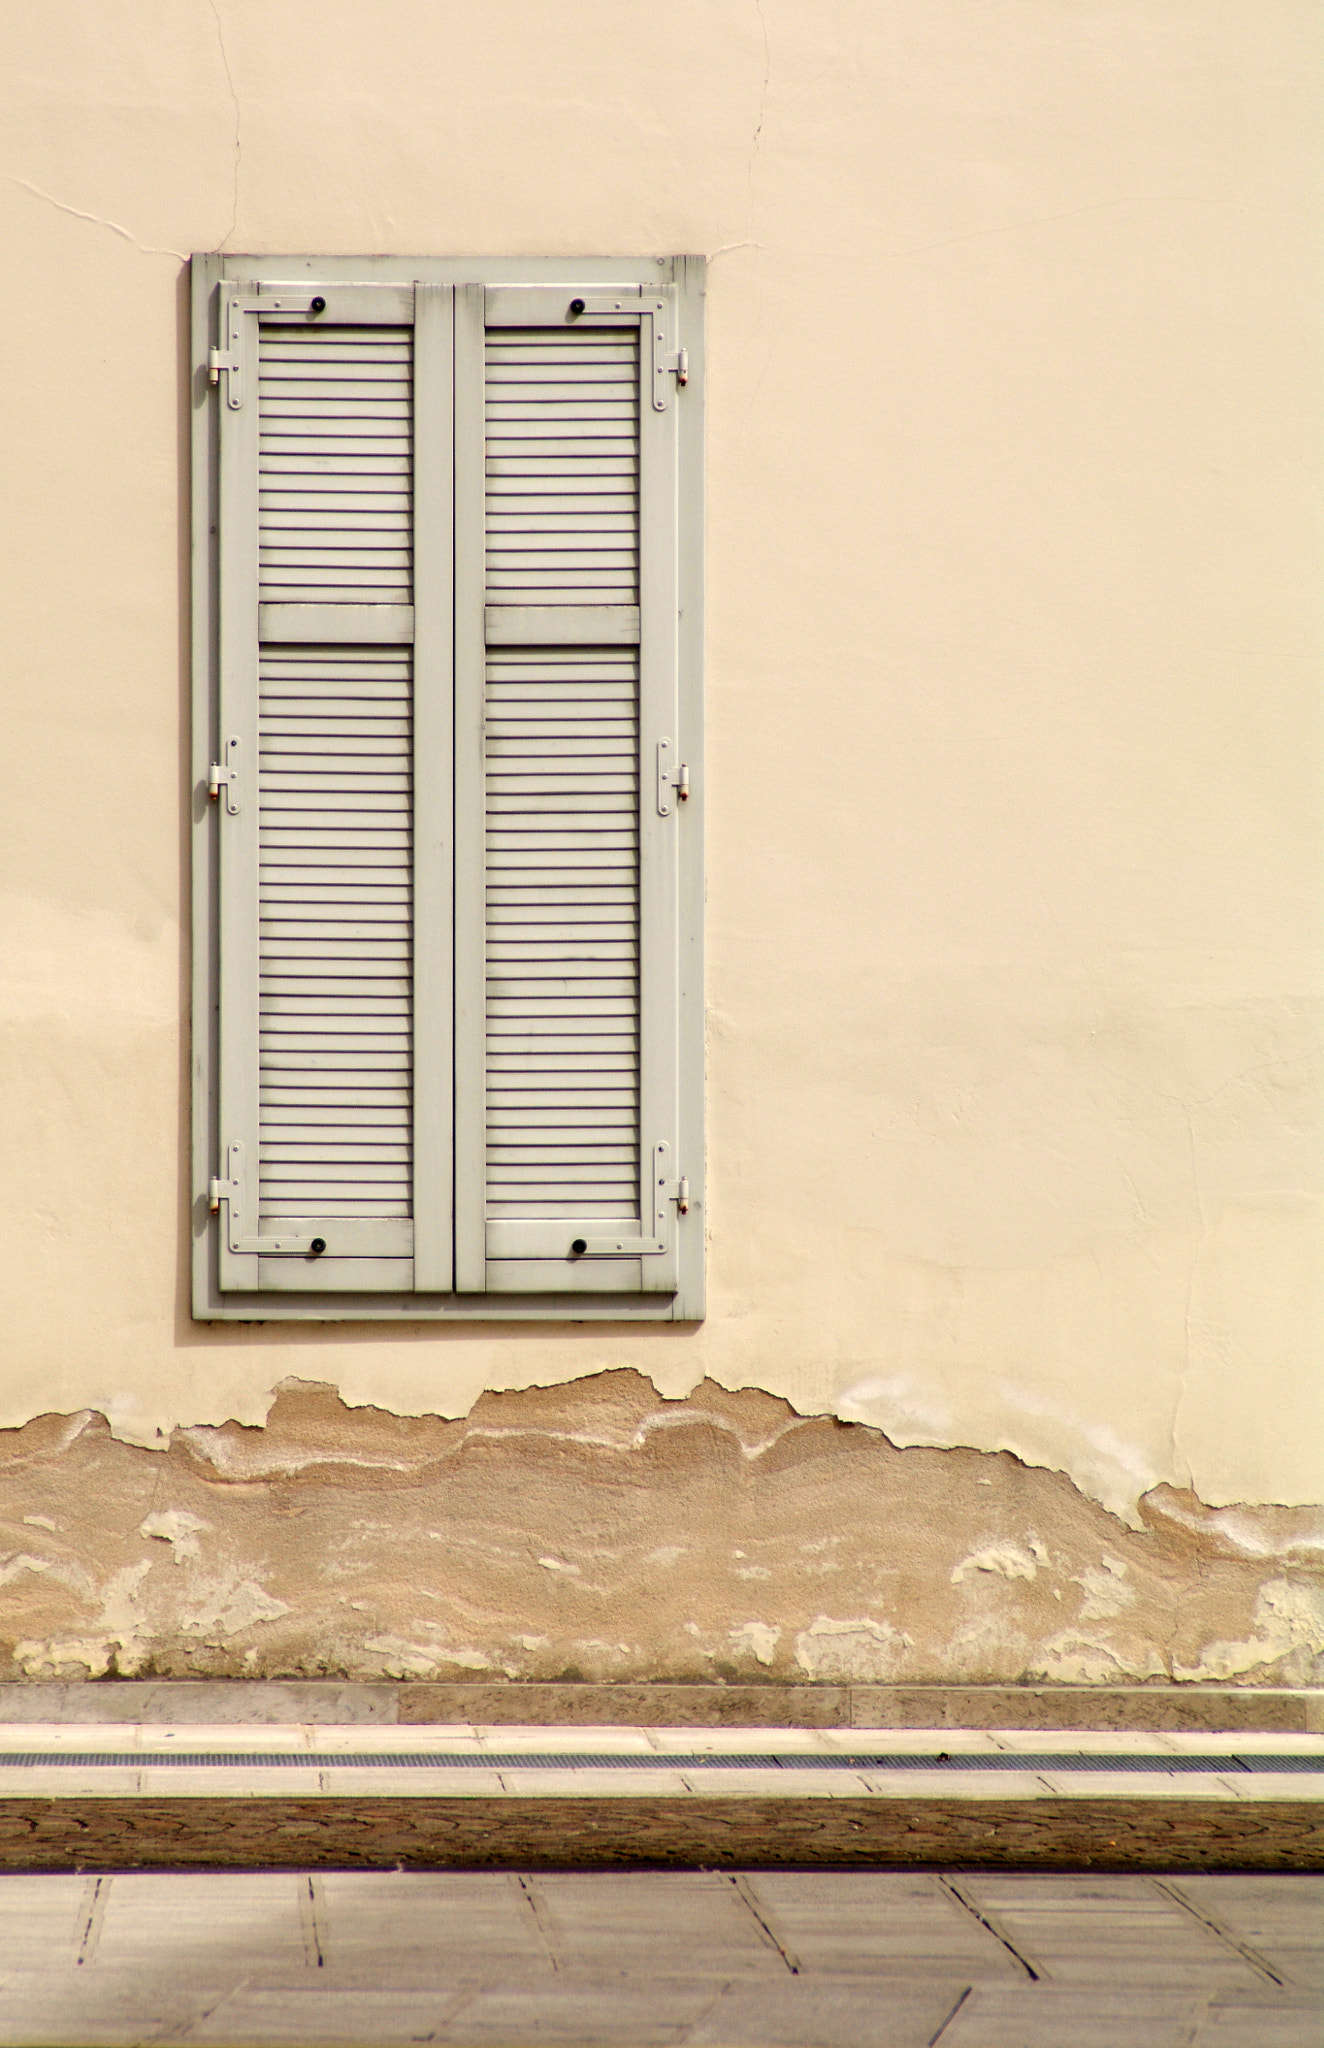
[92,1872,309,1971]
[950,1874,1266,1987]
[1191,1996,1324,2046]
[938,1985,1211,2045]
[190,1986,482,2043]
[824,1728,1005,1754]
[196,1982,717,2044]
[315,1871,549,1975]
[982,1729,1324,1757]
[523,1871,781,1976]
[740,1872,1025,1980]
[685,1978,972,2045]
[1172,1875,1324,1989]
[855,1768,1052,1799]
[492,1765,697,1796]
[304,1766,511,1797]
[473,1725,658,1753]
[0,1878,90,1972]
[0,1969,231,2045]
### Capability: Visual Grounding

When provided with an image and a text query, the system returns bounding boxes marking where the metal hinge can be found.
[657,740,689,817]
[209,286,245,409]
[207,736,242,814]
[211,1142,327,1257]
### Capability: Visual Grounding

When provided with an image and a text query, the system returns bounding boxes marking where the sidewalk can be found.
[0,1866,1317,2044]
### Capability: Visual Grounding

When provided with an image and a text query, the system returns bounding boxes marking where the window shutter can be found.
[452,285,685,1294]
[212,282,453,1291]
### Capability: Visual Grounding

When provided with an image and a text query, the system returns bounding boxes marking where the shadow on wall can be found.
[0,1372,1321,1689]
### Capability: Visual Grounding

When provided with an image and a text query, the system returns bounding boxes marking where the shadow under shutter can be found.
[453,284,684,1294]
[213,281,453,1291]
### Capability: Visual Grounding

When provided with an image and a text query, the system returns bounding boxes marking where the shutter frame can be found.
[193,255,704,1321]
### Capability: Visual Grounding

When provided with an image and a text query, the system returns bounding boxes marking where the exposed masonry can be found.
[0,1373,1320,1689]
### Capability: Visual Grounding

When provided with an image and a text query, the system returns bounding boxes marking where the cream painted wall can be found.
[0,1,1319,1520]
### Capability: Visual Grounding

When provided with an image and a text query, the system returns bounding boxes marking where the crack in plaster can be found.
[747,0,770,187]
[206,0,241,250]
[9,179,186,260]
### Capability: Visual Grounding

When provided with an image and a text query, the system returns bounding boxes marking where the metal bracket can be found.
[207,735,242,815]
[656,741,689,816]
[570,1143,687,1257]
[210,1142,327,1256]
[569,294,682,411]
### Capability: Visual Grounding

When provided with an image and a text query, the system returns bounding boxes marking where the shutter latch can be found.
[208,736,242,814]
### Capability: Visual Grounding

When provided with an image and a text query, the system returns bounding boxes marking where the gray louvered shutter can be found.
[452,285,684,1293]
[213,282,453,1290]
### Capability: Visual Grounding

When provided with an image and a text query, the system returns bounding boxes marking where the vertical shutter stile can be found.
[215,282,451,1291]
[454,285,682,1294]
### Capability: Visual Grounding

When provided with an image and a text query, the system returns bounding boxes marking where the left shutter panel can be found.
[213,283,453,1292]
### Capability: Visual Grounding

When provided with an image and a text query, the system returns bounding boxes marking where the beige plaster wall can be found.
[0,2,1319,1525]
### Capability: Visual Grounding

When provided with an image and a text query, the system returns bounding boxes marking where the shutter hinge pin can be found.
[677,763,689,801]
[208,737,242,814]
[676,1176,690,1214]
[208,347,237,386]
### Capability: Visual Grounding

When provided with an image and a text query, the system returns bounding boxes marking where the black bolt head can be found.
[569,298,586,317]
[310,296,327,315]
[571,1238,588,1255]
[309,1237,327,1256]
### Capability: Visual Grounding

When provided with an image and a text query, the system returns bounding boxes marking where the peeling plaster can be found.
[0,1374,1317,1689]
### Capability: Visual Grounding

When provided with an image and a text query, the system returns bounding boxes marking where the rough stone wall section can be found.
[0,1374,1320,1690]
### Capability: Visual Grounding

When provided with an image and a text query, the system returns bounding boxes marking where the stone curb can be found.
[0,1682,1318,1730]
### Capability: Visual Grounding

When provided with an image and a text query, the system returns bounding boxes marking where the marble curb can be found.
[0,1681,1319,1730]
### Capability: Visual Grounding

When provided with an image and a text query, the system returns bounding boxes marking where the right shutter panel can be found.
[454,286,682,1294]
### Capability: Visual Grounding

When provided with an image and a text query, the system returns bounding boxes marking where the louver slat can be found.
[484,644,640,1224]
[484,332,639,609]
[259,327,413,604]
[258,645,412,1221]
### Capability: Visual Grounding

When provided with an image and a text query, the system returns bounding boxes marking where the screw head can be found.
[309,1237,327,1256]
[310,296,327,315]
[568,298,586,317]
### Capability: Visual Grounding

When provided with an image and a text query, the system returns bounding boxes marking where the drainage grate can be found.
[0,1751,1318,1773]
